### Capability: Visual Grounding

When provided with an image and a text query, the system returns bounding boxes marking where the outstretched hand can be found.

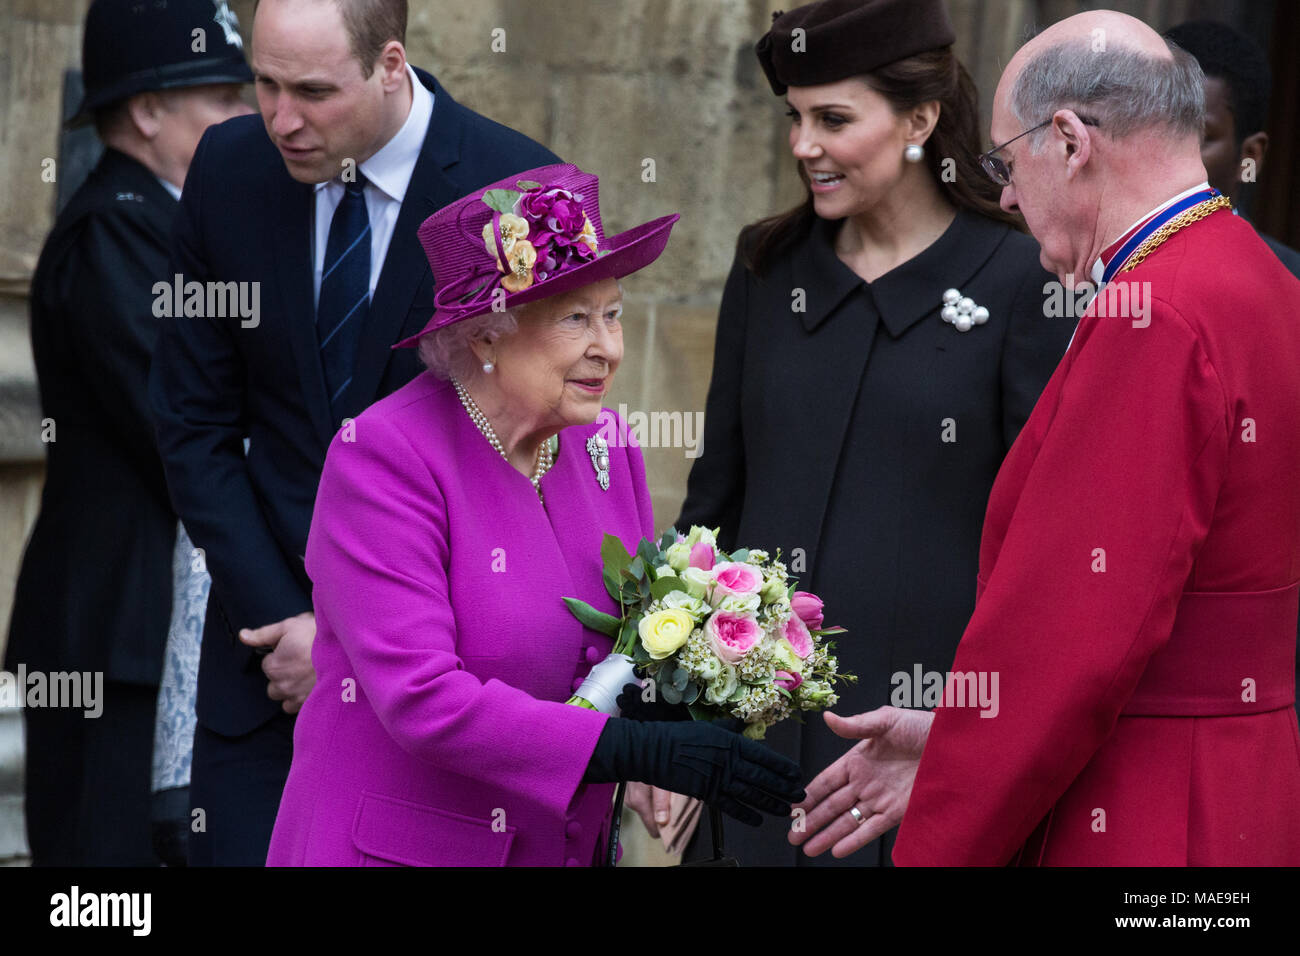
[788,706,933,859]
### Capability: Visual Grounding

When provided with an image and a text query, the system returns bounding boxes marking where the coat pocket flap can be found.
[352,791,515,866]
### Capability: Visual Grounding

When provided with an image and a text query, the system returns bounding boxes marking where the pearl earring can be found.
[904,143,924,163]
[482,362,494,374]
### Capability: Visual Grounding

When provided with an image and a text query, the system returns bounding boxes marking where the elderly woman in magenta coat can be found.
[266,164,803,867]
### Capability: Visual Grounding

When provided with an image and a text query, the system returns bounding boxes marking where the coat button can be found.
[585,646,602,665]
[565,857,582,866]
[571,677,584,692]
[566,820,583,841]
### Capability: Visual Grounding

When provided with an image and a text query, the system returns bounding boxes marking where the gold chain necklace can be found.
[451,378,554,501]
[1119,195,1232,274]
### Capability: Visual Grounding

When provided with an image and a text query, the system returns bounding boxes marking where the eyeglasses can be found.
[978,116,1100,186]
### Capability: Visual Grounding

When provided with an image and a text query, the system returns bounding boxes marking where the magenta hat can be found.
[395,163,679,347]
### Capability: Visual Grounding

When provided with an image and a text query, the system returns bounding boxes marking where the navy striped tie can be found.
[317,173,370,421]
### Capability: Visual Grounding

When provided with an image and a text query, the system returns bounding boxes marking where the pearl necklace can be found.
[451,378,554,500]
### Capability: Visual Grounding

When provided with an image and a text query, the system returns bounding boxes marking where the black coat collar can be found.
[89,147,178,209]
[791,208,1014,335]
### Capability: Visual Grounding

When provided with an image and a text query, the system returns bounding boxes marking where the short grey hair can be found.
[1011,39,1205,146]
[417,308,519,380]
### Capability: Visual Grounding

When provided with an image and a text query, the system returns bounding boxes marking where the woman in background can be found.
[675,0,1073,866]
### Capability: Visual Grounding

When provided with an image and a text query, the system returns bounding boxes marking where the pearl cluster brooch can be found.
[940,288,989,332]
[452,377,553,501]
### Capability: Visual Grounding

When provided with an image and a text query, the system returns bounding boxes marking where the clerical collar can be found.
[1089,181,1211,287]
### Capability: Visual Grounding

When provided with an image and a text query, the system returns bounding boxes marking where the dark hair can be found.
[742,47,1020,276]
[254,0,407,78]
[1164,20,1271,146]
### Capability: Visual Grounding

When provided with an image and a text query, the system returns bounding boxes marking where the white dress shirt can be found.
[312,64,434,306]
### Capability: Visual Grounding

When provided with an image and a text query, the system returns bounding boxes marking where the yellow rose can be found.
[501,239,537,292]
[482,214,531,270]
[579,215,598,254]
[638,608,695,660]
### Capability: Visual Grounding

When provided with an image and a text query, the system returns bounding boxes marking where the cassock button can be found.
[585,646,601,665]
[566,820,583,841]
[565,857,582,867]
[571,677,584,692]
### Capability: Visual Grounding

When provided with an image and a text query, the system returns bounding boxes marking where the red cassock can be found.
[892,209,1300,865]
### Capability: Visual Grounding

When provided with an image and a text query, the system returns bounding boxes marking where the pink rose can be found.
[783,613,814,659]
[688,542,715,571]
[774,670,804,691]
[710,561,763,606]
[791,591,825,630]
[706,611,762,664]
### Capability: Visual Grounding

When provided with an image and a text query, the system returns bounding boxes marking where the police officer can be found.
[5,0,253,865]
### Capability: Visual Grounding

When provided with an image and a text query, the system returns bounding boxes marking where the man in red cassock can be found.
[789,9,1300,865]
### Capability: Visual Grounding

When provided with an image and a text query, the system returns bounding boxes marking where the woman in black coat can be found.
[672,0,1074,866]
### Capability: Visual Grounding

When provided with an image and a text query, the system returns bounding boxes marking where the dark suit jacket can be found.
[677,209,1074,865]
[7,148,177,686]
[148,69,559,736]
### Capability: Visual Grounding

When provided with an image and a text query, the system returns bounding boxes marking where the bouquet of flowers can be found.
[564,525,853,738]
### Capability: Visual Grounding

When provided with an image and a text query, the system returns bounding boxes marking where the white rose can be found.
[716,592,761,614]
[680,566,714,600]
[661,590,709,620]
[664,541,691,573]
[760,573,788,605]
[704,664,738,704]
[685,525,718,550]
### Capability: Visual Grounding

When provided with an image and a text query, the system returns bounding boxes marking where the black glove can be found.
[150,786,190,867]
[614,680,690,721]
[583,717,805,826]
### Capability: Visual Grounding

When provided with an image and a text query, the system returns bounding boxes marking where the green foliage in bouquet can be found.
[564,527,855,738]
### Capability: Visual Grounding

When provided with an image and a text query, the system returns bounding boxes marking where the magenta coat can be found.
[266,373,655,866]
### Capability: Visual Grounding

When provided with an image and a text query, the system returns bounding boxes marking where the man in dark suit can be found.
[5,0,253,865]
[148,0,558,865]
[1165,20,1300,279]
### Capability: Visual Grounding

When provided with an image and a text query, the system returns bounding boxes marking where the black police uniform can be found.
[7,149,180,865]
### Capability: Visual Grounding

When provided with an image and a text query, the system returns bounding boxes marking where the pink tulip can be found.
[688,542,715,570]
[791,591,825,630]
[774,670,804,691]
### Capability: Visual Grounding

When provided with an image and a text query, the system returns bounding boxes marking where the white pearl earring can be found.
[904,143,924,163]
[482,362,494,374]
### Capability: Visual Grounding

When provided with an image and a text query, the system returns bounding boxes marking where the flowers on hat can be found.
[482,213,538,292]
[480,179,601,295]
